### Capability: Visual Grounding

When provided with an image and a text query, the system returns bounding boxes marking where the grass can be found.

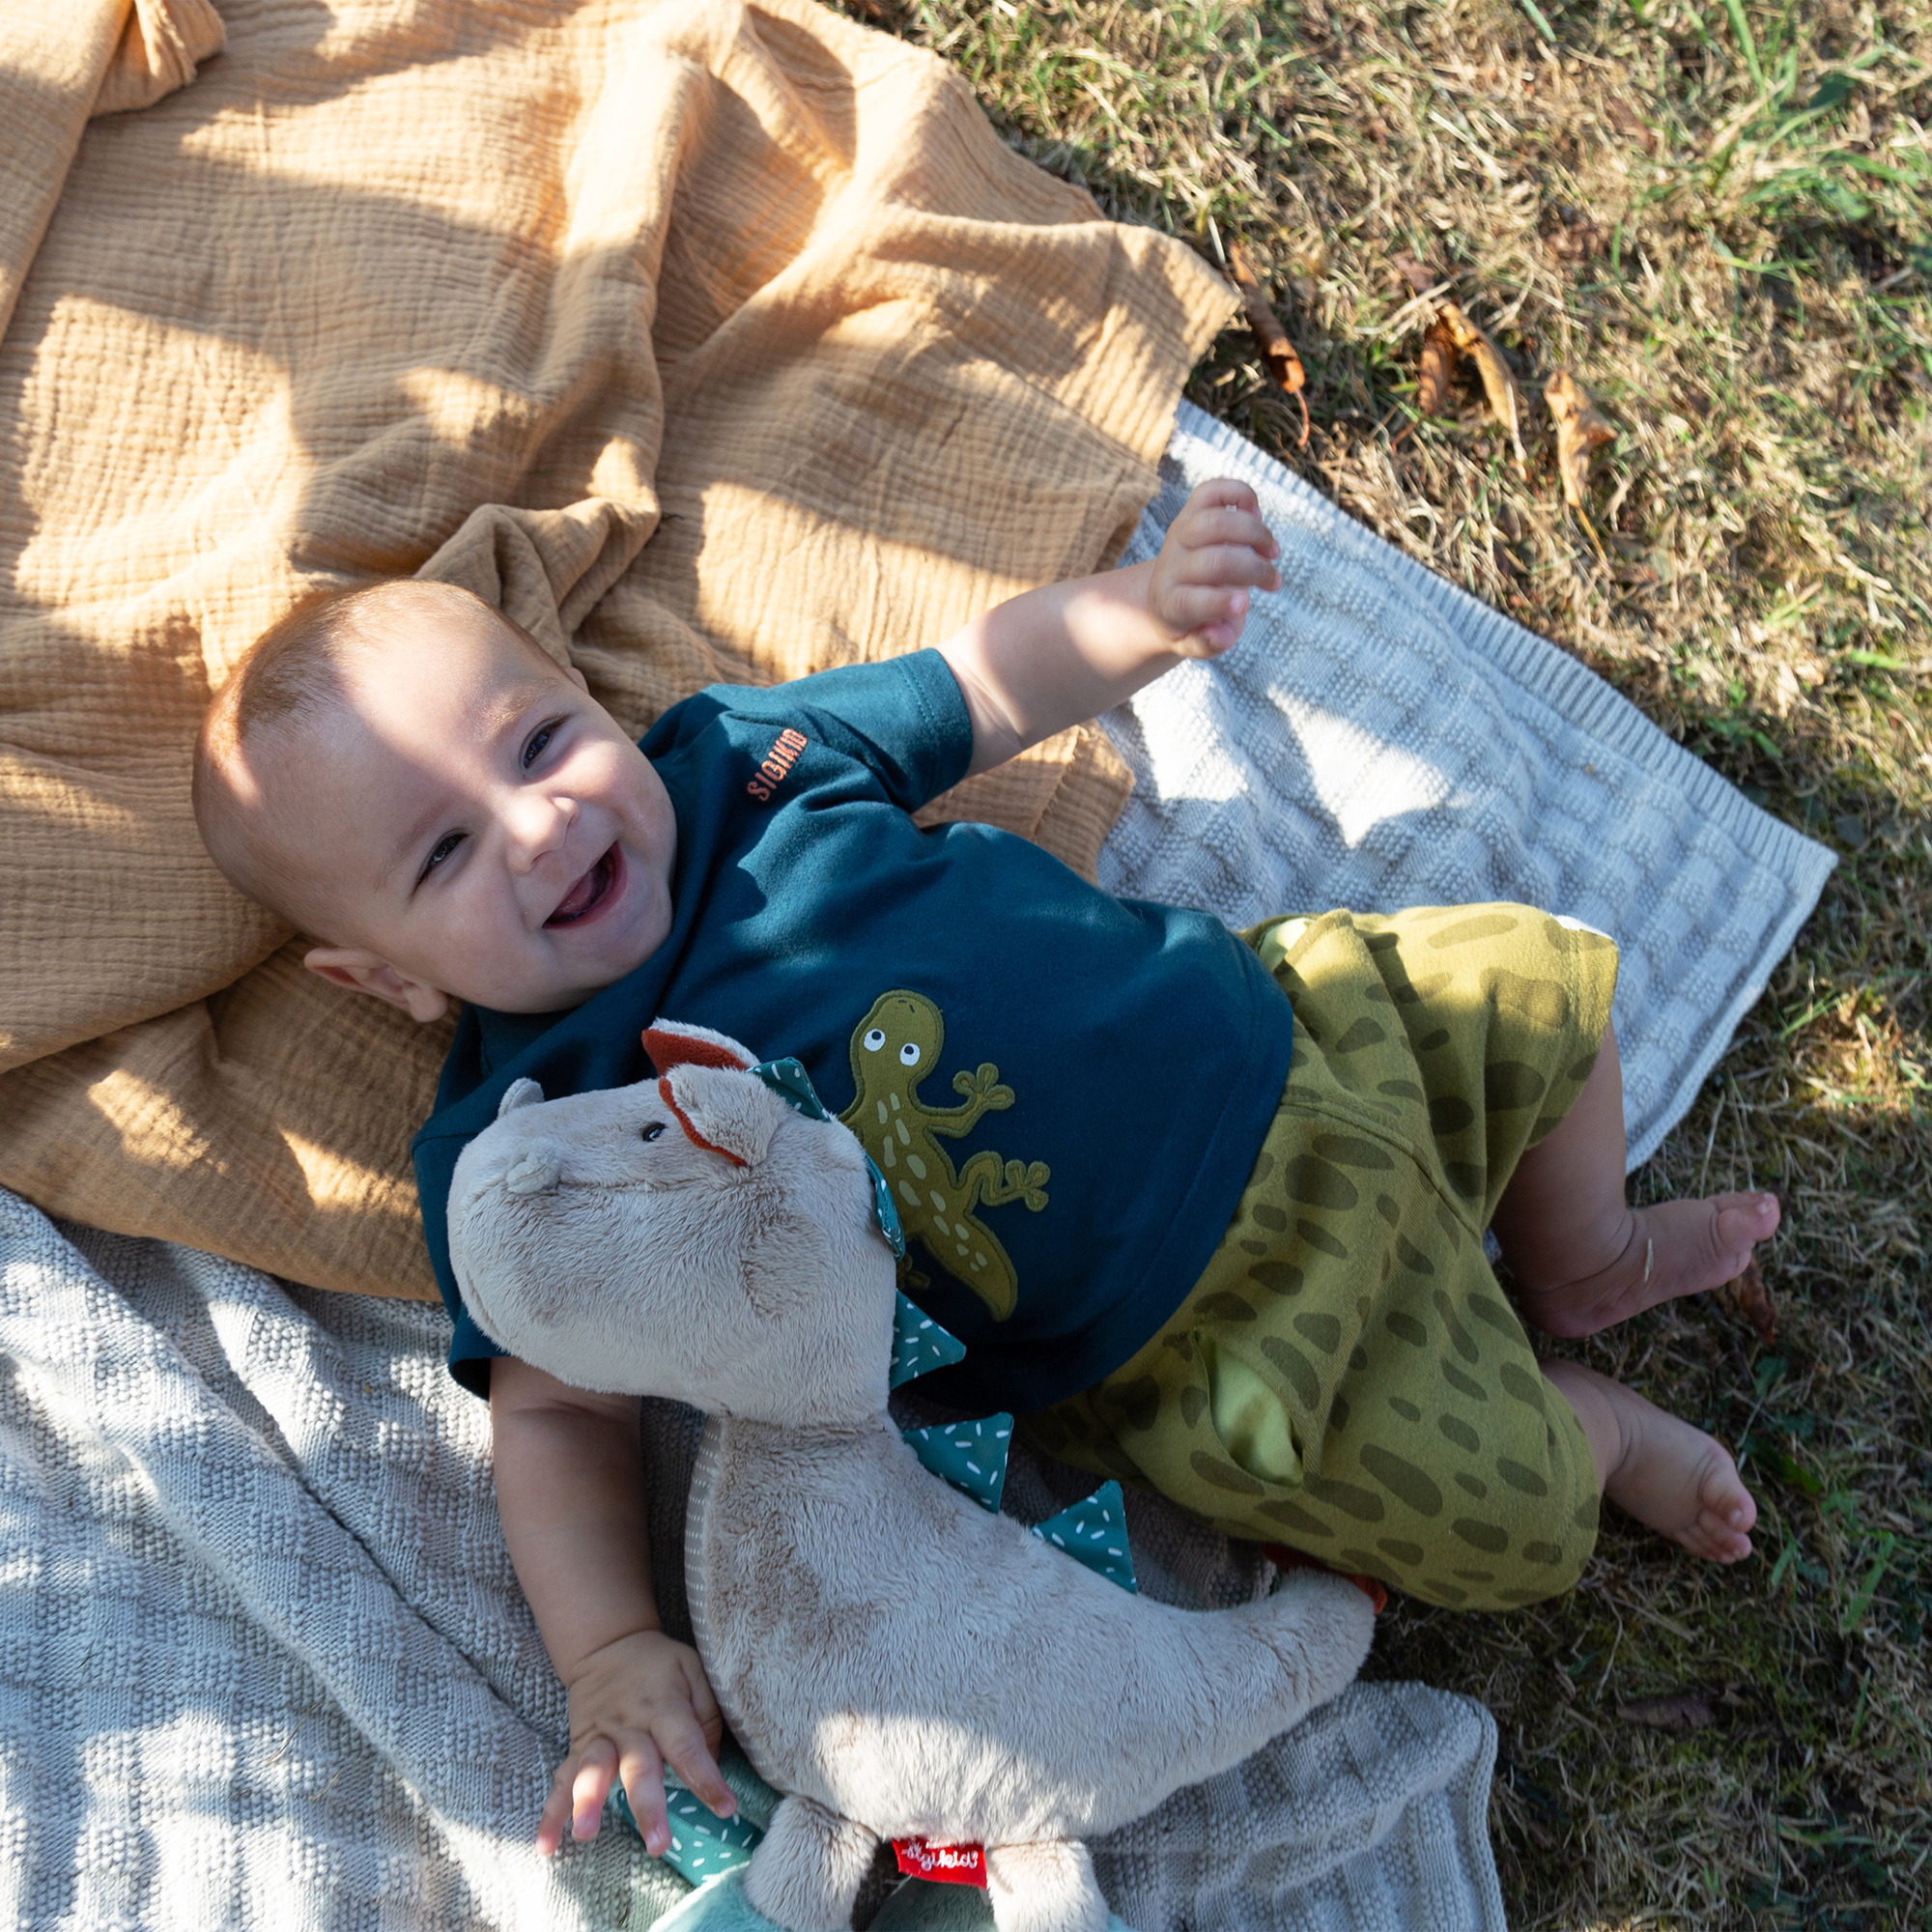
[838,1,1931,1924]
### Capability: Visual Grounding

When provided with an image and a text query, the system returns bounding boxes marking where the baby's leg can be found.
[1542,1358,1754,1562]
[1491,1019,1780,1337]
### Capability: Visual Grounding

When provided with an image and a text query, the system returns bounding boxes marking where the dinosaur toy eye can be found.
[864,1028,885,1052]
[898,1042,921,1066]
[640,1122,666,1142]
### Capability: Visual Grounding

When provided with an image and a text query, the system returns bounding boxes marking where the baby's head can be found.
[194,580,676,1020]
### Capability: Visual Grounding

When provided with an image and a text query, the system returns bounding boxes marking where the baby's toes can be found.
[1694,1452,1756,1560]
[1688,1511,1753,1563]
[1712,1191,1780,1270]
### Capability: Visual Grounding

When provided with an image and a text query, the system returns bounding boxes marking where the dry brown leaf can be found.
[1460,326,1525,471]
[1417,317,1458,415]
[1395,260,1525,471]
[1718,1255,1777,1346]
[1228,241,1310,448]
[1545,368,1616,508]
[1770,661,1804,718]
[1616,1690,1716,1732]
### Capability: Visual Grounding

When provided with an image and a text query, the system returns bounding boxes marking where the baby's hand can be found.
[537,1628,734,1857]
[1148,478,1281,659]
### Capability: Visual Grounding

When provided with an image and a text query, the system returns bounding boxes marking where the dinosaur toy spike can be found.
[616,1771,765,1886]
[900,1414,1013,1514]
[1032,1482,1137,1595]
[889,1292,967,1389]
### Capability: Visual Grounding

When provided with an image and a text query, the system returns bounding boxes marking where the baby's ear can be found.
[304,947,451,1024]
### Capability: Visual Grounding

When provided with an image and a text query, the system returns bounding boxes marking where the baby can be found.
[194,479,1777,1860]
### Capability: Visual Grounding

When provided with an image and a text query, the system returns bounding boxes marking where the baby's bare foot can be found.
[1596,1377,1756,1563]
[1516,1191,1780,1338]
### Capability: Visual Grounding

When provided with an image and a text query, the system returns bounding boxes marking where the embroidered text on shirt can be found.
[746,727,809,802]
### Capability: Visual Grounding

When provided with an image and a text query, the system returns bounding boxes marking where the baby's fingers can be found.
[1176,539,1281,593]
[1161,582,1252,632]
[1179,477,1263,521]
[537,1769,574,1858]
[1175,501,1278,563]
[608,1735,676,1855]
[538,1736,634,1856]
[653,1706,736,1821]
[1165,586,1253,658]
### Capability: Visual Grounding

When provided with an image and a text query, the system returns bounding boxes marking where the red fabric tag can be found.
[893,1838,988,1887]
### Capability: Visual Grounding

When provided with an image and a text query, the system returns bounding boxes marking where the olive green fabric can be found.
[1027,904,1618,1609]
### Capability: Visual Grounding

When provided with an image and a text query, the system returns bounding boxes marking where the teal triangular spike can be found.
[749,1057,829,1121]
[868,1158,905,1259]
[1031,1481,1138,1593]
[889,1292,967,1388]
[901,1413,1012,1512]
[615,1769,764,1886]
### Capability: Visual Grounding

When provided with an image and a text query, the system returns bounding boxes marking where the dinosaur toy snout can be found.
[503,1147,562,1197]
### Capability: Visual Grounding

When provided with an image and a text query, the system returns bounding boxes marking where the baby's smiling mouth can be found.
[546,845,621,926]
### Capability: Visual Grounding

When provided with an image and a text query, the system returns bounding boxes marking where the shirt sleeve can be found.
[445,1307,505,1397]
[646,650,974,815]
[410,1109,505,1398]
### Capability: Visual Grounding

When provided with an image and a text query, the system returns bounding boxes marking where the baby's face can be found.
[294,607,675,1013]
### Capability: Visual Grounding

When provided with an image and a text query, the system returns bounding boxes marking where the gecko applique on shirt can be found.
[840,990,1048,1321]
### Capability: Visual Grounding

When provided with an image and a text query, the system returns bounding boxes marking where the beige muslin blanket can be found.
[0,0,1230,1299]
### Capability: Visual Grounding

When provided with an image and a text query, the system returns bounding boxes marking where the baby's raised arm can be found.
[489,1359,736,1855]
[939,478,1278,776]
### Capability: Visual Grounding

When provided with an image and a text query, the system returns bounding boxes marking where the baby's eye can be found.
[521,723,557,771]
[419,832,464,881]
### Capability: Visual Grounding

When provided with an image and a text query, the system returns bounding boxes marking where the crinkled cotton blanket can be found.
[0,0,1229,1302]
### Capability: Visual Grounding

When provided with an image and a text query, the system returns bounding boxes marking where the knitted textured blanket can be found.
[1108,405,1833,1169]
[0,1191,1502,1932]
[0,0,1227,1305]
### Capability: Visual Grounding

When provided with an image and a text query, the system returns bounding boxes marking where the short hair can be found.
[192,579,554,934]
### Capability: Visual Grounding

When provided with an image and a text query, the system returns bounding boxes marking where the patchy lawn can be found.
[842,0,1931,1922]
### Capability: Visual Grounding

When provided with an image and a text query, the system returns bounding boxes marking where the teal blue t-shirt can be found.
[412,650,1297,1411]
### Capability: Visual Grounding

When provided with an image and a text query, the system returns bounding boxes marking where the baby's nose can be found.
[506,791,577,868]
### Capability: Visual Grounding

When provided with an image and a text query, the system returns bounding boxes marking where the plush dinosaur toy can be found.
[446,1019,1376,1932]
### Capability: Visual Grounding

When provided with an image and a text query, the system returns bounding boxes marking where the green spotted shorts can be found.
[1026,904,1618,1609]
